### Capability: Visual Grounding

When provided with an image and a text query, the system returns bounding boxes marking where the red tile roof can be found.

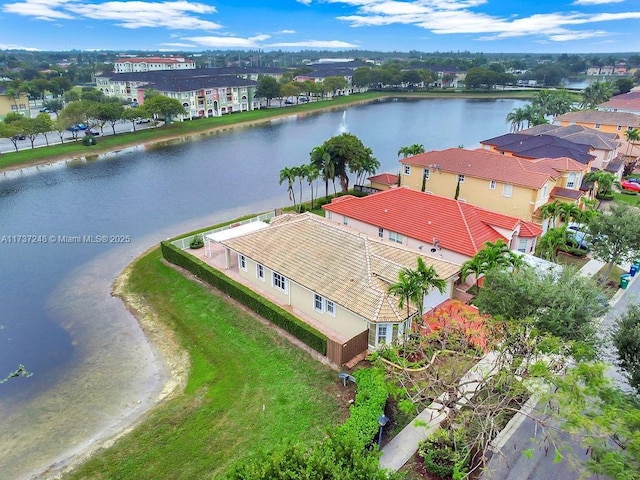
[368,172,399,185]
[400,148,582,189]
[323,187,542,257]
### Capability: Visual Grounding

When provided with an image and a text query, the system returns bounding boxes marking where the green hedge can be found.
[161,241,327,355]
[338,367,388,447]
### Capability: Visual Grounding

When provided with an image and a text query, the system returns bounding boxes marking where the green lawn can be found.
[65,248,343,480]
[612,190,640,207]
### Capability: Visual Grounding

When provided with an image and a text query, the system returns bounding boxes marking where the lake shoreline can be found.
[0,91,535,175]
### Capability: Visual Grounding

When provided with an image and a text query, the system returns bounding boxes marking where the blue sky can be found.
[0,0,638,54]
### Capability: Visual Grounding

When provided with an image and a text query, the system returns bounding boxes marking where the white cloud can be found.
[160,42,199,48]
[265,40,359,48]
[276,29,296,34]
[0,43,40,50]
[330,0,640,42]
[74,1,221,30]
[296,0,312,4]
[3,0,221,29]
[184,34,271,48]
[3,0,74,20]
[573,0,624,4]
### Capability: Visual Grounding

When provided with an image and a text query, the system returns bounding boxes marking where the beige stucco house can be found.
[212,213,460,351]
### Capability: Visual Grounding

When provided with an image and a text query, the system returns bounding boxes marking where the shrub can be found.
[418,428,470,479]
[338,367,388,448]
[189,234,204,249]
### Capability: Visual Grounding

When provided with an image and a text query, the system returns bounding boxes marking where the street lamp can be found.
[378,414,389,448]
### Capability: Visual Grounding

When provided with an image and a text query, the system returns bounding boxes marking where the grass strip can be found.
[65,247,342,480]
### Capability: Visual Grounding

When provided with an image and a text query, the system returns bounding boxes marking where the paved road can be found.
[482,271,640,480]
[0,119,154,154]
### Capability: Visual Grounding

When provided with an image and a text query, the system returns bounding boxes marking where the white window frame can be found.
[256,263,265,281]
[502,183,513,198]
[404,165,411,175]
[457,174,465,183]
[376,324,388,344]
[272,272,288,293]
[314,293,323,312]
[423,168,430,180]
[325,300,335,317]
[542,184,548,198]
[343,216,348,225]
[239,254,247,271]
[517,239,527,253]
[378,227,384,238]
[567,173,577,188]
[489,180,496,190]
[389,231,404,244]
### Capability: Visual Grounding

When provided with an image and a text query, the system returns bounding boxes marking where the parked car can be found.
[135,118,151,124]
[284,100,294,105]
[87,129,100,136]
[67,124,88,132]
[625,177,640,184]
[567,224,591,250]
[11,134,26,141]
[621,180,640,192]
[39,107,50,113]
[298,97,309,103]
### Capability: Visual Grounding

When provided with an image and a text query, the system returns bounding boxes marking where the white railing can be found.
[170,211,276,250]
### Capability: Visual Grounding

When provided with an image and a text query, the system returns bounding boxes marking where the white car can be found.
[135,118,151,124]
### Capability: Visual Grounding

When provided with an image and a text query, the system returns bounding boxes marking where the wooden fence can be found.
[327,329,369,366]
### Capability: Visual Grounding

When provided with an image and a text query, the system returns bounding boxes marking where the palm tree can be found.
[535,227,570,262]
[279,166,297,209]
[397,143,425,158]
[557,202,582,226]
[310,145,334,200]
[624,128,640,157]
[584,171,616,198]
[295,165,306,211]
[460,239,519,288]
[540,200,563,229]
[506,107,526,132]
[581,81,614,109]
[460,255,486,289]
[387,268,420,322]
[408,258,446,316]
[305,163,319,210]
[350,153,380,186]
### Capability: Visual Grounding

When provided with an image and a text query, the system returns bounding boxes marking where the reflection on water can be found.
[0,98,527,479]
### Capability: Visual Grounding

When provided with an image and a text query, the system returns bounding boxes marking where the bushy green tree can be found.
[141,95,186,123]
[612,304,640,394]
[587,204,640,284]
[475,265,607,351]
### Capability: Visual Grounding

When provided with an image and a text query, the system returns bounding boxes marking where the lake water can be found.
[0,97,527,479]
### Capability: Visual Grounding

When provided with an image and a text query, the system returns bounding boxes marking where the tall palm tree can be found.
[506,107,526,132]
[625,128,640,157]
[460,239,520,288]
[279,166,297,208]
[310,145,334,199]
[540,200,563,229]
[305,163,319,210]
[460,255,485,289]
[408,258,446,316]
[387,268,420,322]
[295,165,306,211]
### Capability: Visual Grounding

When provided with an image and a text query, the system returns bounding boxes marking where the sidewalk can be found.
[379,257,638,474]
[379,352,499,471]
